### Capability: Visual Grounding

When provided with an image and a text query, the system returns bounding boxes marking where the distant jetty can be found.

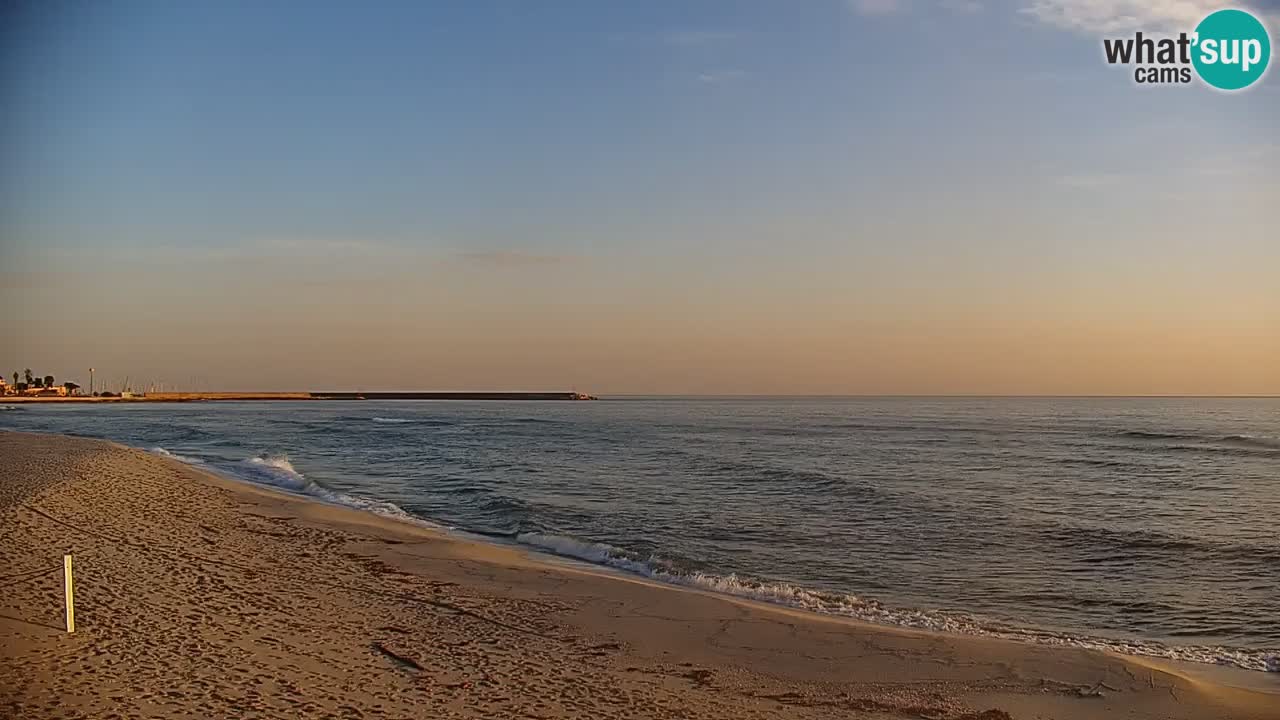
[310,391,597,401]
[3,391,598,403]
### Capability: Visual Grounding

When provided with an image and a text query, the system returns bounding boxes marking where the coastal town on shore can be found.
[1,370,597,403]
[1,369,95,398]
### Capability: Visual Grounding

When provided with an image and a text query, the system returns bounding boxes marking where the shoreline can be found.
[2,430,1277,719]
[2,391,597,404]
[109,439,1280,676]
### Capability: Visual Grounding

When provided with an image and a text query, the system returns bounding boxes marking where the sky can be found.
[2,0,1277,395]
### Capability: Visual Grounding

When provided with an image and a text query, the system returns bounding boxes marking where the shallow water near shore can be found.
[4,396,1278,672]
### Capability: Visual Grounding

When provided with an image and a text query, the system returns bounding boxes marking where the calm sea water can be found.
[3,397,1277,671]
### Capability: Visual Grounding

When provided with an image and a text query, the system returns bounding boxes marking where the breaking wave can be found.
[516,532,683,576]
[1220,434,1280,451]
[239,454,311,491]
[1112,429,1280,456]
[1117,430,1280,450]
[1117,430,1201,441]
[369,417,456,427]
[153,448,445,532]
[150,446,204,464]
[232,453,443,530]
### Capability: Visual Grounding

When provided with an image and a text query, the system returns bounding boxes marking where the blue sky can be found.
[3,1,1278,393]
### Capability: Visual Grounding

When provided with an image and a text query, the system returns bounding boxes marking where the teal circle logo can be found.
[1192,9,1272,91]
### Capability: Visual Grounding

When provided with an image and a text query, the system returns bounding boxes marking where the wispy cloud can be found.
[257,237,390,255]
[1056,173,1127,188]
[849,0,984,17]
[1188,142,1280,177]
[696,70,748,84]
[941,0,984,13]
[663,30,739,47]
[35,237,411,268]
[850,0,908,16]
[450,251,579,268]
[0,270,72,290]
[1053,144,1279,189]
[1020,0,1275,34]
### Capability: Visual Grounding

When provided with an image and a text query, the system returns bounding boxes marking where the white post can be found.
[63,555,75,633]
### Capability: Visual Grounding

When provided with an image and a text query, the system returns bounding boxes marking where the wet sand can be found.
[1,430,1276,719]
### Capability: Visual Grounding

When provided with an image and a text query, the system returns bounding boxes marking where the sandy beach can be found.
[1,430,1276,719]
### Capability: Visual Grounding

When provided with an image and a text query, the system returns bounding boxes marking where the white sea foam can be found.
[512,531,1279,673]
[516,532,665,576]
[241,454,310,491]
[371,417,415,424]
[148,445,442,532]
[231,454,444,531]
[150,447,204,464]
[1221,434,1280,450]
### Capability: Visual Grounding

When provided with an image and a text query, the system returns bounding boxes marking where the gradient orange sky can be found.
[6,209,1278,395]
[3,3,1277,395]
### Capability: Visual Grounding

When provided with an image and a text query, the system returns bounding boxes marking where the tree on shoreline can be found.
[44,375,54,388]
[23,369,32,386]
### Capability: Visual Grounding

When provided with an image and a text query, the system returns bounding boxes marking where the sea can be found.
[3,396,1277,673]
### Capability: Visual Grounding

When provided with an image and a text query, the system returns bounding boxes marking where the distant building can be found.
[0,378,9,396]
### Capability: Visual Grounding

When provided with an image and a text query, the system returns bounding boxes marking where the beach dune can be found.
[1,431,1276,719]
